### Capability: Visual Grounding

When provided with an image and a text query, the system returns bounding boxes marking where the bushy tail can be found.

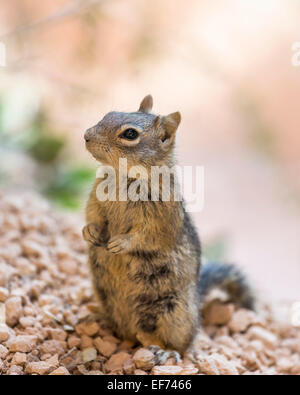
[198,262,254,310]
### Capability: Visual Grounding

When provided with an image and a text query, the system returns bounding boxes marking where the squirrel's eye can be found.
[119,129,139,141]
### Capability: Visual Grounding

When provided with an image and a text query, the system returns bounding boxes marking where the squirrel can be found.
[82,95,254,362]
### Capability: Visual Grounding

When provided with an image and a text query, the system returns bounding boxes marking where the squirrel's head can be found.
[84,95,181,168]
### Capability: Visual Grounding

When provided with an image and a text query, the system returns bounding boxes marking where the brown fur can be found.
[83,95,253,355]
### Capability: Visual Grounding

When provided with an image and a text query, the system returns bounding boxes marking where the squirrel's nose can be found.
[84,130,91,142]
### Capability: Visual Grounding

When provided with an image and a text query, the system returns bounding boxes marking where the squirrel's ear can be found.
[162,112,181,135]
[159,112,181,150]
[153,115,161,128]
[138,95,153,113]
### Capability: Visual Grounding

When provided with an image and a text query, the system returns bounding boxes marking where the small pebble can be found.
[82,347,97,363]
[133,348,155,370]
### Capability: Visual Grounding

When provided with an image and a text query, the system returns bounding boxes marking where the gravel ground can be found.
[0,190,299,375]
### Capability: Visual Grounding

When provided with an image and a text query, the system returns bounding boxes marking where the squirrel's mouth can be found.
[86,142,111,164]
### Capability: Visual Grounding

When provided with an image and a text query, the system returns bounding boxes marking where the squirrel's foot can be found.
[148,345,181,365]
[82,223,105,247]
[107,234,133,254]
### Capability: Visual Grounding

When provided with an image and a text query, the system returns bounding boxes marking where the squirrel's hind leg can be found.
[149,345,181,364]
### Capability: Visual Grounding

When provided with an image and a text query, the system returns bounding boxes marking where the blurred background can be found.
[0,0,299,302]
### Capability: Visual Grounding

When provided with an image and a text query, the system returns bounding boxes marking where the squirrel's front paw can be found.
[107,234,132,254]
[82,223,105,247]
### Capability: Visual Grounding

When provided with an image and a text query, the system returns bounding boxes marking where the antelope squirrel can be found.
[83,95,254,362]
